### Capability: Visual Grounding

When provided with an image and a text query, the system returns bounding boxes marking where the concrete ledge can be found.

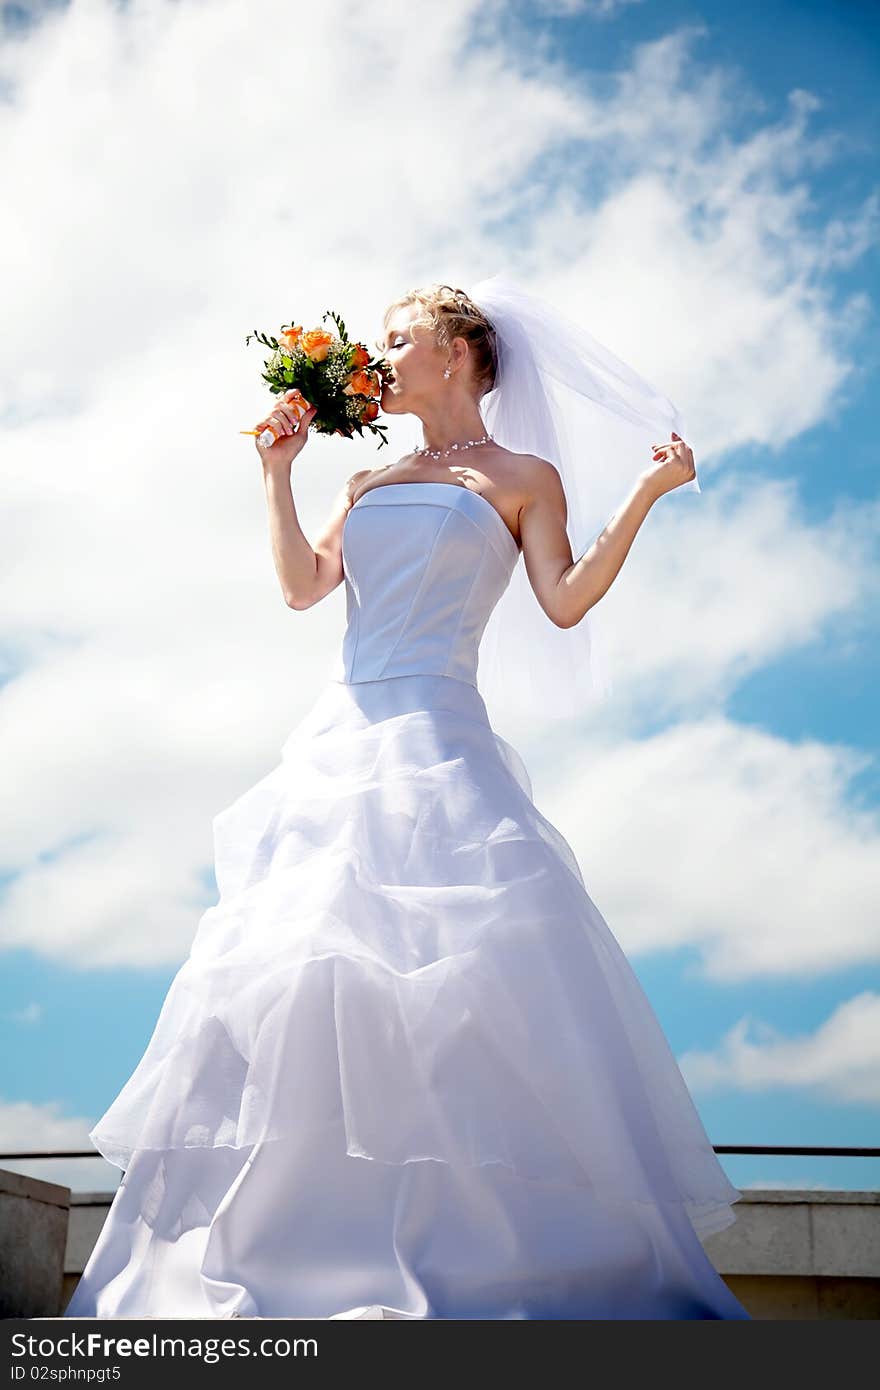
[52,1183,880,1321]
[0,1168,71,1318]
[61,1191,122,1311]
[704,1188,880,1276]
[703,1188,880,1320]
[723,1274,880,1321]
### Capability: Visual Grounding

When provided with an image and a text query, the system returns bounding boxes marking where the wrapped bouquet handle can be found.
[240,389,314,451]
[254,425,286,450]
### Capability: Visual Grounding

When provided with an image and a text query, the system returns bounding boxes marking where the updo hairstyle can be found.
[381,283,498,399]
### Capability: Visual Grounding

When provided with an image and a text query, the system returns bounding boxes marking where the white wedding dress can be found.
[65,480,750,1320]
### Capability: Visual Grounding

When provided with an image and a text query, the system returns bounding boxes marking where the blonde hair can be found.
[381,283,498,399]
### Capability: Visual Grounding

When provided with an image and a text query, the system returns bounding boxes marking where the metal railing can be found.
[1,1145,879,1160]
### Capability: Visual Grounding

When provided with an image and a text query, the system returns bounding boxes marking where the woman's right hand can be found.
[253,389,318,470]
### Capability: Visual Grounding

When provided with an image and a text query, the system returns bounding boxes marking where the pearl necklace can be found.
[412,432,494,462]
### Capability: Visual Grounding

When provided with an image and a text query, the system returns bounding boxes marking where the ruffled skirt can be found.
[64,673,749,1319]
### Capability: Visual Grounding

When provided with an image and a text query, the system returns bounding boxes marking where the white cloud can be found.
[7,1002,43,1024]
[540,713,880,981]
[678,993,880,1106]
[586,473,880,725]
[522,39,878,465]
[0,1,876,976]
[0,1096,119,1192]
[530,0,644,17]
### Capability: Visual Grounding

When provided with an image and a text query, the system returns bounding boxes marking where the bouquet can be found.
[240,309,391,450]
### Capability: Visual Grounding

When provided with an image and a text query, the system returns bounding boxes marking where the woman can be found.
[64,283,750,1320]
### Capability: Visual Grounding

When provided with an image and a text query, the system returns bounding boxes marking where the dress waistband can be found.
[282,672,492,754]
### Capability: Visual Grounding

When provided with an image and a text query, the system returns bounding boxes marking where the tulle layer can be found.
[89,673,742,1240]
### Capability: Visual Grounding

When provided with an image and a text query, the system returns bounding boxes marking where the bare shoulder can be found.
[336,467,382,512]
[486,446,566,522]
[316,469,375,539]
[521,453,565,508]
[345,467,374,499]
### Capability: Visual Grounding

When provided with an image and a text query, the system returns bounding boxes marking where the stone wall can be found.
[2,1168,877,1319]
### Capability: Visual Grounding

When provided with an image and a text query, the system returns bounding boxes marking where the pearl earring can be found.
[443,367,451,379]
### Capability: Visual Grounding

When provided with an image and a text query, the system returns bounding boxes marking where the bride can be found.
[64,280,751,1320]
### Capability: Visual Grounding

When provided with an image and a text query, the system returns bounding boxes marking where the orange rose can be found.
[362,400,380,422]
[344,368,379,398]
[279,325,303,351]
[301,328,334,362]
[350,343,370,368]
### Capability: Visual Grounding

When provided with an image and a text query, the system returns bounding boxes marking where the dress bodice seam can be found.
[346,481,520,567]
[441,543,490,687]
[374,509,456,681]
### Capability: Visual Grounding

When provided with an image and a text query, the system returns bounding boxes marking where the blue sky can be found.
[0,0,877,1203]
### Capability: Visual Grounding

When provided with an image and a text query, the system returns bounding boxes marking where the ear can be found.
[451,333,470,370]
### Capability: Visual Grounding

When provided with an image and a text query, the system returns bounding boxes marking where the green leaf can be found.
[322,308,349,343]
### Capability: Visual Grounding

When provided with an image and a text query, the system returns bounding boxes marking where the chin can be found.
[380,387,403,415]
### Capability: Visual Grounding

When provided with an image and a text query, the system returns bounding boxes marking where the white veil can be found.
[468,272,700,722]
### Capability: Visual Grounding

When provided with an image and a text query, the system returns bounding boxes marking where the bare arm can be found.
[519,436,695,629]
[262,462,372,609]
[252,387,364,609]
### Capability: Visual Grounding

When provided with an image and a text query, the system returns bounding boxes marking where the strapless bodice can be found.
[329,482,520,688]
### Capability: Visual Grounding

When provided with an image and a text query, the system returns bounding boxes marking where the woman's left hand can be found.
[643,432,696,498]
